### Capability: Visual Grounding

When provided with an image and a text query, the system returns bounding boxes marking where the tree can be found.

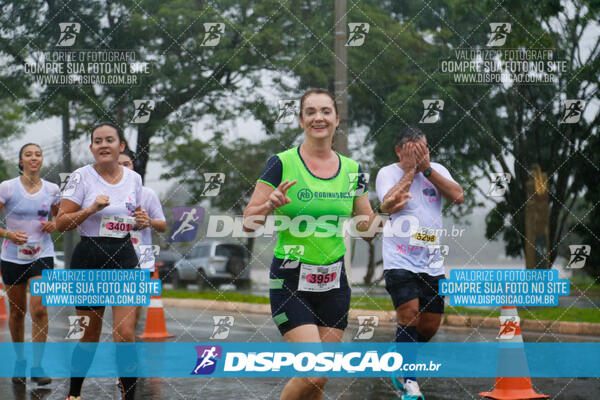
[249,0,598,276]
[87,0,299,180]
[376,0,599,269]
[1,0,297,179]
[158,0,482,279]
[576,124,600,280]
[0,99,25,181]
[161,128,300,254]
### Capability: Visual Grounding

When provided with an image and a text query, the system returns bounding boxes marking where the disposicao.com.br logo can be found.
[224,351,407,373]
[206,214,466,239]
[189,345,442,376]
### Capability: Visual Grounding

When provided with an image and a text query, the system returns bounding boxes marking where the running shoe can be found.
[12,359,26,385]
[31,366,52,385]
[66,397,81,400]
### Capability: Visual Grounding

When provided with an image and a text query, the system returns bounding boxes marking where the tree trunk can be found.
[364,240,376,284]
[525,165,550,269]
[333,0,349,156]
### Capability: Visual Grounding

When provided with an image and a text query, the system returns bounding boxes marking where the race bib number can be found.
[409,227,439,247]
[99,215,135,238]
[17,242,43,260]
[130,231,143,250]
[298,262,342,292]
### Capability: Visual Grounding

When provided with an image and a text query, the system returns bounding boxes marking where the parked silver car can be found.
[172,241,251,290]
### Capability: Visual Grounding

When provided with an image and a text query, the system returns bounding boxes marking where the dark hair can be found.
[120,148,135,161]
[299,88,338,117]
[90,121,125,143]
[395,126,425,147]
[18,143,42,173]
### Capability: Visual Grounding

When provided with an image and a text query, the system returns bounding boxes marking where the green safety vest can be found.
[259,146,365,264]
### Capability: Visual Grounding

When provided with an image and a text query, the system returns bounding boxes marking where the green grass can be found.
[517,307,600,323]
[163,289,270,304]
[570,283,600,293]
[163,289,600,323]
[568,274,600,293]
[445,306,599,323]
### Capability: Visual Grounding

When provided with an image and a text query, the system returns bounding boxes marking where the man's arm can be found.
[426,168,463,204]
[383,167,416,204]
[414,141,463,204]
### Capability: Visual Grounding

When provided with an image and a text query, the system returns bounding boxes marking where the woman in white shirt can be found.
[57,122,148,400]
[0,143,60,385]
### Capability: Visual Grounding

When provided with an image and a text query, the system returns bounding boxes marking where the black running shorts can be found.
[384,268,445,314]
[70,235,139,310]
[269,256,351,336]
[1,257,54,286]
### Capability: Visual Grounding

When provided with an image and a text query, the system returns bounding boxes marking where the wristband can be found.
[374,204,390,217]
[4,231,7,239]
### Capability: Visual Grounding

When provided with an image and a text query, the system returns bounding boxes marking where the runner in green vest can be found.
[244,88,410,400]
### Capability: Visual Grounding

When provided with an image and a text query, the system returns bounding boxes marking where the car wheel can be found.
[172,270,185,289]
[226,256,246,277]
[235,279,251,290]
[197,269,208,291]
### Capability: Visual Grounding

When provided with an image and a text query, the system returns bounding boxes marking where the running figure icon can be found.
[562,100,584,123]
[201,23,224,46]
[201,173,224,196]
[132,101,153,122]
[276,100,299,123]
[346,23,370,46]
[490,23,510,43]
[420,100,444,123]
[171,208,199,240]
[194,347,217,372]
[138,246,156,266]
[566,245,590,269]
[57,23,79,46]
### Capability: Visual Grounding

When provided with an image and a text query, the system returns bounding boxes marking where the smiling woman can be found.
[242,88,411,400]
[0,143,60,386]
[56,122,148,400]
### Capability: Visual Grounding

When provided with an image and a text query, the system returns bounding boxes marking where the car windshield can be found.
[215,244,245,258]
[190,246,209,258]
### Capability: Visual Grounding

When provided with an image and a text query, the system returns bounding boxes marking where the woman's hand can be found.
[7,231,28,245]
[89,195,110,213]
[134,209,151,230]
[40,221,57,233]
[266,180,297,210]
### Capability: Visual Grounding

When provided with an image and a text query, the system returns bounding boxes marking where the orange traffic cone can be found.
[479,306,548,400]
[138,269,174,339]
[0,272,8,320]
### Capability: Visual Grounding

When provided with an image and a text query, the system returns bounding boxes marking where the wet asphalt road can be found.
[0,305,598,400]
